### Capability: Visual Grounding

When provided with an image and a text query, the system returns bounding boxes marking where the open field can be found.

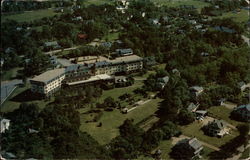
[102,32,120,41]
[79,98,162,145]
[1,67,23,81]
[83,0,112,6]
[98,80,144,103]
[213,9,249,23]
[1,9,59,23]
[152,0,210,12]
[1,84,54,112]
[157,139,172,159]
[181,120,239,148]
[208,106,245,126]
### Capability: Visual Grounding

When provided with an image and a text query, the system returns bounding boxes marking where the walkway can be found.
[127,99,151,112]
[44,46,79,55]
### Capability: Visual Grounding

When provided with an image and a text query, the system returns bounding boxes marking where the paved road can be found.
[1,79,23,104]
[44,46,79,55]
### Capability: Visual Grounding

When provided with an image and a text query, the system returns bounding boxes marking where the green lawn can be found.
[83,0,112,6]
[181,121,239,148]
[98,80,144,103]
[1,9,59,23]
[1,84,54,113]
[157,139,173,159]
[213,10,249,23]
[79,98,162,145]
[1,67,23,81]
[208,106,245,127]
[240,147,250,159]
[202,146,214,160]
[152,0,210,12]
[102,32,120,41]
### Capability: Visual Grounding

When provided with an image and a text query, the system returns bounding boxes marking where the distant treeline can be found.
[2,1,73,13]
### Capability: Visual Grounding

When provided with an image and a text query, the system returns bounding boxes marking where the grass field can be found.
[181,120,239,148]
[213,10,249,23]
[79,98,162,145]
[102,32,120,41]
[157,139,172,159]
[152,0,210,12]
[240,147,250,159]
[1,9,59,23]
[98,80,144,103]
[83,0,112,6]
[1,67,23,81]
[208,106,245,127]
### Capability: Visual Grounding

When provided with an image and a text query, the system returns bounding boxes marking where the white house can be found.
[1,118,10,133]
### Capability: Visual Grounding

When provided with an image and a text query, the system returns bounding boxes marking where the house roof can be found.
[236,104,250,112]
[109,55,143,64]
[31,68,65,83]
[65,64,89,72]
[1,118,10,123]
[210,120,227,129]
[188,138,203,151]
[157,76,169,84]
[116,48,133,55]
[67,74,112,86]
[187,103,198,112]
[214,26,236,33]
[44,41,59,47]
[190,86,203,92]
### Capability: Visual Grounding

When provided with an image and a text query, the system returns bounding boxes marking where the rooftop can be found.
[31,68,65,83]
[67,74,112,86]
[236,104,250,112]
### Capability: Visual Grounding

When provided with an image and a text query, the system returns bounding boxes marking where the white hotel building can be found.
[30,68,65,97]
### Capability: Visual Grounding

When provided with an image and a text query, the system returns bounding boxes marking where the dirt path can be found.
[44,46,79,55]
[140,116,159,131]
[127,99,152,112]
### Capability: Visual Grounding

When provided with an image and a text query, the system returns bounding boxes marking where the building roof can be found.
[116,48,133,56]
[190,86,203,92]
[109,55,143,64]
[187,138,203,151]
[1,118,10,123]
[31,68,65,83]
[57,58,73,67]
[67,74,113,86]
[187,103,198,112]
[157,76,169,84]
[44,41,59,47]
[65,64,89,73]
[210,119,227,130]
[214,26,236,33]
[236,104,250,112]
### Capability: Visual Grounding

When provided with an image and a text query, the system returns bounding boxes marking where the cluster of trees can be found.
[1,103,109,159]
[202,0,248,16]
[109,119,181,159]
[2,1,53,13]
[208,124,249,159]
[54,86,103,109]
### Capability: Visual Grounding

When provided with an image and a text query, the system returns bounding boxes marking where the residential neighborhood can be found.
[0,0,250,159]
